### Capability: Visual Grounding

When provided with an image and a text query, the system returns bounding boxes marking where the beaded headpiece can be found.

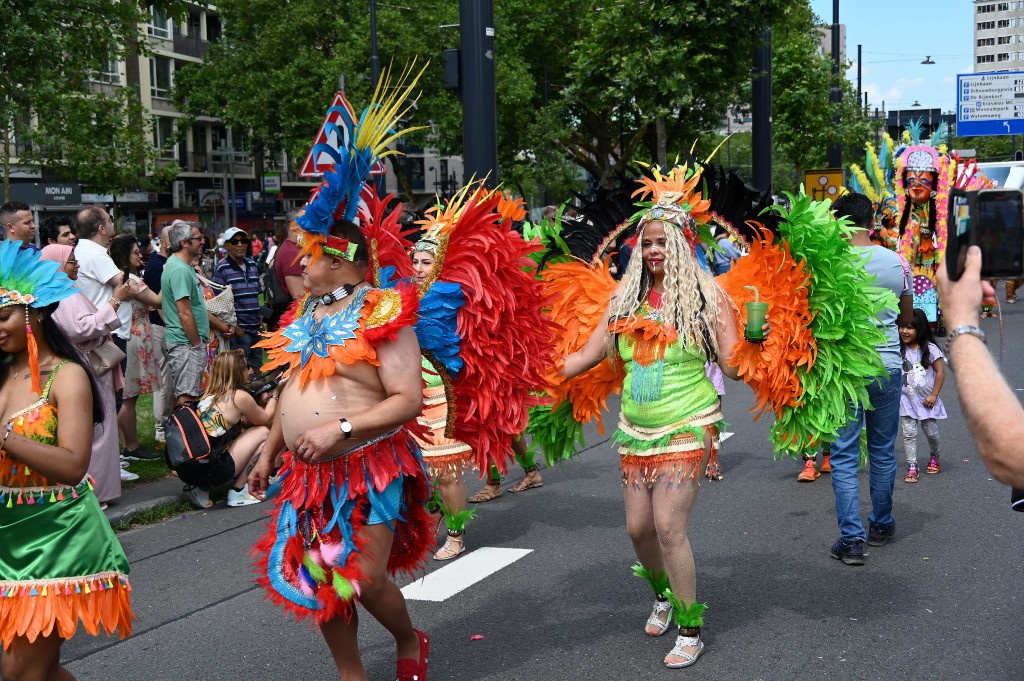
[630,164,714,253]
[0,240,77,393]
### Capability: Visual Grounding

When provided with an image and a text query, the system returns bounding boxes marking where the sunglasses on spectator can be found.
[227,237,249,245]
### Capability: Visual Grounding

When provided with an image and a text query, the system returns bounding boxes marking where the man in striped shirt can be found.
[213,227,264,372]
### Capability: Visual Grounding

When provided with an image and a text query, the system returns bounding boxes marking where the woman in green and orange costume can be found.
[0,240,132,679]
[560,165,747,669]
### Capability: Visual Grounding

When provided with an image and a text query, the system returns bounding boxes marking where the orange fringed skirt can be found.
[0,477,133,650]
[614,403,725,486]
[413,384,473,476]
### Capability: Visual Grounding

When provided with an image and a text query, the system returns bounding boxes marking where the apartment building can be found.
[975,1,1024,70]
[7,3,458,238]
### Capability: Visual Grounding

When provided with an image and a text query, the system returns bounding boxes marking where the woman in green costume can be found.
[561,166,751,669]
[0,240,133,679]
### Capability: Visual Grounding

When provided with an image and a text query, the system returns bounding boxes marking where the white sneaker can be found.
[184,485,213,509]
[120,466,139,482]
[227,484,263,507]
[155,428,166,444]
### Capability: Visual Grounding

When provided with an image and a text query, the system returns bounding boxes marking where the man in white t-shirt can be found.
[73,206,162,463]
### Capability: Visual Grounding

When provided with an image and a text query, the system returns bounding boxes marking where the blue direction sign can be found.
[958,71,1024,136]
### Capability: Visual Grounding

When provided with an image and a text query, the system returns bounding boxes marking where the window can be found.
[147,4,171,39]
[998,19,1012,28]
[998,52,1011,61]
[153,117,176,159]
[977,3,995,12]
[207,15,222,42]
[150,56,172,99]
[998,2,1010,10]
[979,54,996,63]
[978,20,996,29]
[999,35,1014,44]
[979,37,996,46]
[91,55,120,84]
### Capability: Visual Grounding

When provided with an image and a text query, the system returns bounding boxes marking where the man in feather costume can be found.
[247,67,432,681]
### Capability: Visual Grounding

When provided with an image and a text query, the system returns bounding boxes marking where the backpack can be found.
[260,261,292,322]
[164,404,212,471]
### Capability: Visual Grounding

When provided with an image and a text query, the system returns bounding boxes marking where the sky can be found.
[807,0,974,114]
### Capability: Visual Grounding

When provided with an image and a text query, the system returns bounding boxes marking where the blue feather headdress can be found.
[295,63,428,262]
[0,240,76,309]
[0,239,77,393]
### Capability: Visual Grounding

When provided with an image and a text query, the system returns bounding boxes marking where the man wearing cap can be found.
[214,227,263,371]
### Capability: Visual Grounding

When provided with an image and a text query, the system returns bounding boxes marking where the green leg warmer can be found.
[661,588,708,629]
[631,563,671,598]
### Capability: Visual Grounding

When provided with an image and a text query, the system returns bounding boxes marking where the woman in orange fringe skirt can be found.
[0,240,132,679]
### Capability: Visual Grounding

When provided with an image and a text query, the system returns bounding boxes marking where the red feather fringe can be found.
[252,432,432,625]
[443,193,562,475]
[362,192,417,285]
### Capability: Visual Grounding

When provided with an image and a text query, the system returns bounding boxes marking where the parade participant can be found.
[382,186,557,560]
[248,64,433,681]
[559,165,744,669]
[250,218,431,681]
[408,238,473,559]
[0,240,132,678]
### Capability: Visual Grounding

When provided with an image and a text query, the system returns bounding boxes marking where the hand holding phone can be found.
[946,188,1024,281]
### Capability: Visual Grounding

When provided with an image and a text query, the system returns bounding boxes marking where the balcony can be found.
[172,32,207,59]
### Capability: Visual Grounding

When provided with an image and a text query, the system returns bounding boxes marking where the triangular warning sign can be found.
[298,92,357,178]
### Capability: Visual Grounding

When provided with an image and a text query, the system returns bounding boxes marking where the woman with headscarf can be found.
[40,244,132,507]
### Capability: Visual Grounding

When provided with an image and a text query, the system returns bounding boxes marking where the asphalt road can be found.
[61,301,1024,680]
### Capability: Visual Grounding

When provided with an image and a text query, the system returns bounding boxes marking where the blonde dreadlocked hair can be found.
[607,220,721,362]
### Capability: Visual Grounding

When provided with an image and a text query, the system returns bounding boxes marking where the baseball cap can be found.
[218,227,248,245]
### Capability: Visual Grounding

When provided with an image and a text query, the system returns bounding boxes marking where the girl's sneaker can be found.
[926,454,941,474]
[904,463,919,483]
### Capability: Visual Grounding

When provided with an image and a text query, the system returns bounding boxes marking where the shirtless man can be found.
[249,220,431,681]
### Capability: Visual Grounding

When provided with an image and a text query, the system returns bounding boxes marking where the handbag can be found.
[196,273,237,326]
[87,339,127,377]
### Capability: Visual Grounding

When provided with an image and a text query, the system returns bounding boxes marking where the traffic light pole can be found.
[459,0,498,189]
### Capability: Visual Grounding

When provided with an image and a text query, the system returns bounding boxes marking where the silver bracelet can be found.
[944,325,986,355]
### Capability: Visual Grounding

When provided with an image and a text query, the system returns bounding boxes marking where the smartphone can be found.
[946,188,1024,281]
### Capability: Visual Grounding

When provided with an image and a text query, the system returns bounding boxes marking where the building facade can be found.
[5,3,460,241]
[974,1,1024,70]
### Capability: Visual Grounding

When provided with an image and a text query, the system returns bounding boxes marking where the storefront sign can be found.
[10,182,81,206]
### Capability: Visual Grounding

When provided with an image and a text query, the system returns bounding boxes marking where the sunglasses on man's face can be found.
[227,238,249,245]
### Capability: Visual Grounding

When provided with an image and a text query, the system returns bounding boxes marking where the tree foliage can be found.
[772,3,870,178]
[175,0,805,203]
[0,0,183,200]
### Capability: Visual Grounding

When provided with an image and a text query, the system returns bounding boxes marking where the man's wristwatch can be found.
[944,324,986,355]
[109,298,121,309]
[339,417,353,439]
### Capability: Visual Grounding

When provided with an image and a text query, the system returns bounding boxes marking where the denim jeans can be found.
[231,332,265,373]
[830,367,902,542]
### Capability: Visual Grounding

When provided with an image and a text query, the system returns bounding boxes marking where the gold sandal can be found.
[468,483,503,503]
[508,466,543,493]
[433,532,466,561]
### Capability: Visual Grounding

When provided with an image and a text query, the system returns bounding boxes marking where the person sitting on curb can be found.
[179,350,277,509]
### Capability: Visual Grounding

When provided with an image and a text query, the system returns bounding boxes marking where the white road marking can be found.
[401,547,533,602]
[720,431,734,442]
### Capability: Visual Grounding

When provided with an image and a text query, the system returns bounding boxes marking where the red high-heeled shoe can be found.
[396,629,430,681]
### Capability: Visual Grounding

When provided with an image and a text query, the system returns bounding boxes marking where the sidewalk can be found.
[102,475,186,528]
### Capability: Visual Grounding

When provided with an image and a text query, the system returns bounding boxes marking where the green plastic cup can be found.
[745,301,768,340]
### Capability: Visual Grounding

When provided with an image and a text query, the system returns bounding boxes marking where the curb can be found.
[105,493,186,528]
